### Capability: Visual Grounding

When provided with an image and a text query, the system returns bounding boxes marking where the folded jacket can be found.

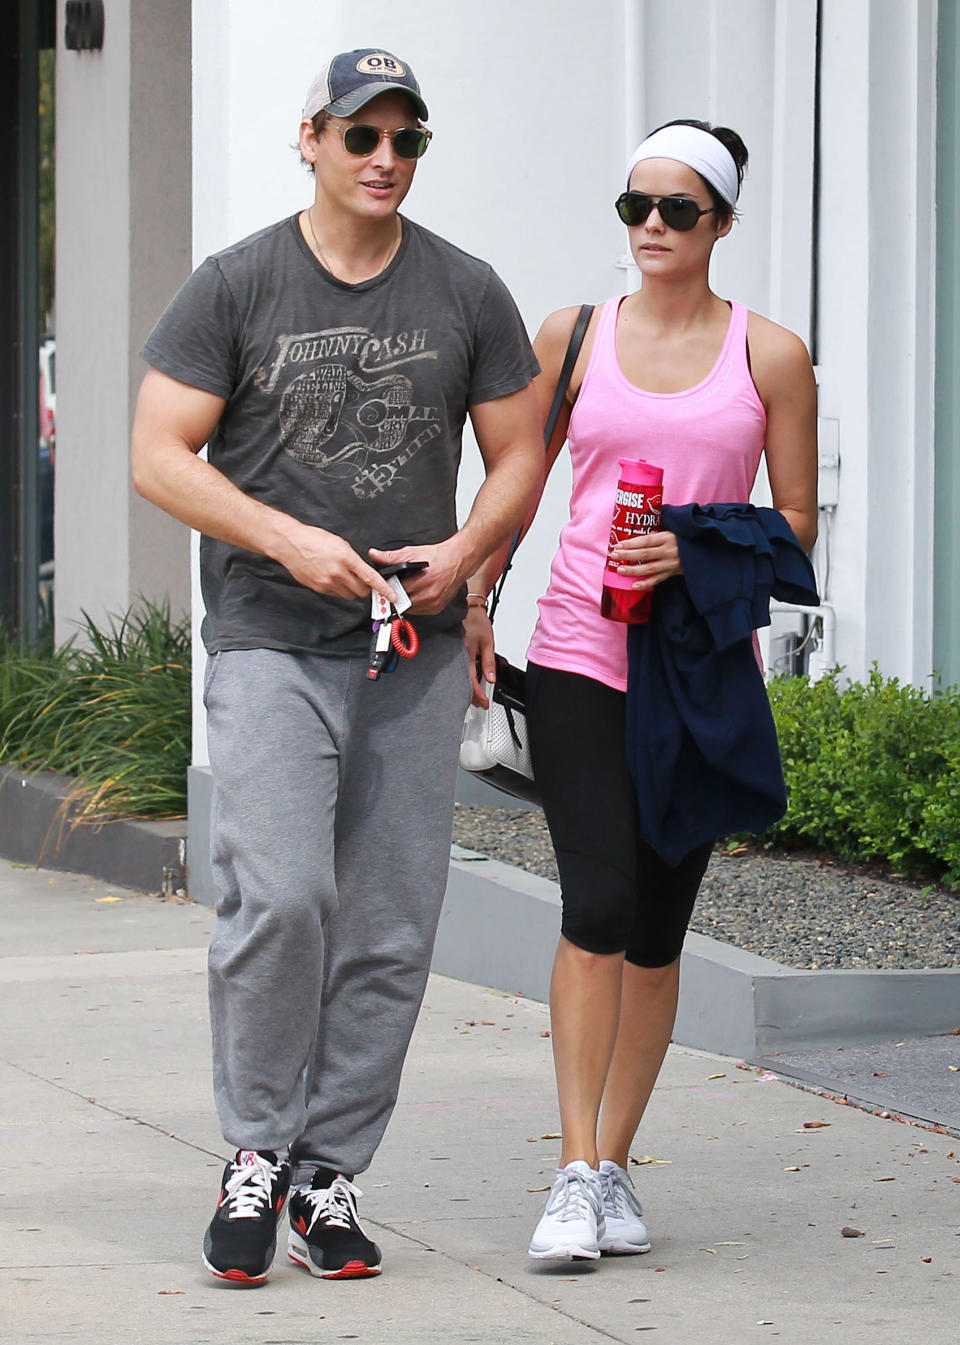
[625,503,819,866]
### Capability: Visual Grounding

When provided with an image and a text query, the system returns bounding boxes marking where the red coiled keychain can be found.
[390,616,419,658]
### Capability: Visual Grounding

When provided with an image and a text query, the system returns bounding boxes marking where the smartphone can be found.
[377,560,429,580]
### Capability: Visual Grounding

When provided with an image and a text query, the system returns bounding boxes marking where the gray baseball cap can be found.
[302,49,428,123]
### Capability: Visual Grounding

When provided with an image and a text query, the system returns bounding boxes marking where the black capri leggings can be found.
[526,662,713,968]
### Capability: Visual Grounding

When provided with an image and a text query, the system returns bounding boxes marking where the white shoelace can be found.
[221,1155,277,1221]
[545,1168,601,1224]
[600,1166,642,1219]
[300,1176,363,1234]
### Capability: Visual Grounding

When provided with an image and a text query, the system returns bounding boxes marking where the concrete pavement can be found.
[1,858,958,1345]
[757,1036,960,1134]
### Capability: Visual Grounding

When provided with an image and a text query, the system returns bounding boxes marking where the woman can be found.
[465,120,818,1262]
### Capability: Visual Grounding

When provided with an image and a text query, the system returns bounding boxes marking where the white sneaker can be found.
[528,1160,604,1261]
[597,1159,651,1254]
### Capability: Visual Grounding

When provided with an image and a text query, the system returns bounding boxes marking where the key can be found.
[368,613,396,681]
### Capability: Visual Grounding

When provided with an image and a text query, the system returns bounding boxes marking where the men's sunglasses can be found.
[615,191,715,232]
[327,119,432,160]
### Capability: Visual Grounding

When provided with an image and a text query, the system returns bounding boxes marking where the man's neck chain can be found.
[305,207,401,281]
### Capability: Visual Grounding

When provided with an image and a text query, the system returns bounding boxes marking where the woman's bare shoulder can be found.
[534,303,603,391]
[745,309,813,374]
[535,304,594,348]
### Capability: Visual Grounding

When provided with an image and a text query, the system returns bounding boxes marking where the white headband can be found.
[626,125,739,207]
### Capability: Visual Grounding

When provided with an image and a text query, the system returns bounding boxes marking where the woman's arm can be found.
[746,313,819,552]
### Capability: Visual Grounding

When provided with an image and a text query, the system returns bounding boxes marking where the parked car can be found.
[39,336,56,457]
[38,337,55,568]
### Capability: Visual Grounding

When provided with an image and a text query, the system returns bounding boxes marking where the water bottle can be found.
[600,458,664,625]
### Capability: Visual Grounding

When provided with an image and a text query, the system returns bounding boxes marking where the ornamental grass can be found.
[0,600,190,821]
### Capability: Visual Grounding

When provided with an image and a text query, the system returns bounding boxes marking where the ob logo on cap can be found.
[356,53,404,76]
[303,48,429,124]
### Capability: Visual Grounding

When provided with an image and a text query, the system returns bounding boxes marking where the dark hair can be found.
[300,109,330,173]
[648,118,748,225]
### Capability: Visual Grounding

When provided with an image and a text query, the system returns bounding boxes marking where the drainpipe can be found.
[770,601,837,682]
[618,0,645,294]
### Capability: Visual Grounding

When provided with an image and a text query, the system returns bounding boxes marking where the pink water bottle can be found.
[600,458,664,624]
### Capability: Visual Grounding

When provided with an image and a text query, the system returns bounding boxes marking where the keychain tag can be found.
[387,575,412,614]
[371,591,391,622]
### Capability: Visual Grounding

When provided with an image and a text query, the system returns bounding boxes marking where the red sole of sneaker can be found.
[323,1261,382,1279]
[208,1266,268,1284]
[288,1253,381,1279]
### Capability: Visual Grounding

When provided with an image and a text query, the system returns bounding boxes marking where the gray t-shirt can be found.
[140,214,539,655]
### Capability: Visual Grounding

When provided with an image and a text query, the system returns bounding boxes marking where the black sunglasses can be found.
[327,119,432,160]
[615,191,715,232]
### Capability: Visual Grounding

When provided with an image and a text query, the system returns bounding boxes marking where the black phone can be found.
[377,560,429,580]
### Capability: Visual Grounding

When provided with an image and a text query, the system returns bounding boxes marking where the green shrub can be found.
[766,666,960,887]
[0,629,70,746]
[0,600,190,820]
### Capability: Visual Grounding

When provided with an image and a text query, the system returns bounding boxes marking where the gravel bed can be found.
[451,803,960,971]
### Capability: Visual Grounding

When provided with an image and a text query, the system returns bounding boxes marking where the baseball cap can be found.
[302,49,428,124]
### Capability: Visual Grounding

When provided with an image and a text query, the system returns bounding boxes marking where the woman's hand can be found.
[465,606,497,708]
[611,529,683,590]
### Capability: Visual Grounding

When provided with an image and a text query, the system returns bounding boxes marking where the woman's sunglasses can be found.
[327,119,432,160]
[615,191,715,232]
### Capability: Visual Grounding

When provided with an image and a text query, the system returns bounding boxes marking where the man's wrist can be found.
[262,510,307,568]
[450,521,500,587]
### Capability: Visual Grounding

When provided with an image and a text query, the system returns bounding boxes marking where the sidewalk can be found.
[1,858,957,1345]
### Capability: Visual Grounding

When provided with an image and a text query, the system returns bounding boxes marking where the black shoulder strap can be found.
[489,303,595,623]
[541,302,595,453]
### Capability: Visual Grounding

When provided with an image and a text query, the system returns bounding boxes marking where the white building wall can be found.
[817,0,938,685]
[188,0,938,764]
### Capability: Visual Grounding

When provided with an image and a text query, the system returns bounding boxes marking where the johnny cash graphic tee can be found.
[140,215,538,654]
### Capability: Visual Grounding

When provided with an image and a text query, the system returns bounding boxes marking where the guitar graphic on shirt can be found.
[280,364,439,495]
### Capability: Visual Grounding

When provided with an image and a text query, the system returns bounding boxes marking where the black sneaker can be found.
[202,1150,291,1284]
[287,1168,382,1279]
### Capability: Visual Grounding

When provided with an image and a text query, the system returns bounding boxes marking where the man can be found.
[132,48,541,1284]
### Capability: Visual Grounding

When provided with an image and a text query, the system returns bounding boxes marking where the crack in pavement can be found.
[4,1058,632,1343]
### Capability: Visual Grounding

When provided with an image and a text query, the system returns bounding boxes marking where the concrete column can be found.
[54,0,191,646]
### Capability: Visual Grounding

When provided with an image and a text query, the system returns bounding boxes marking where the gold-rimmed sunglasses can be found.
[327,119,432,160]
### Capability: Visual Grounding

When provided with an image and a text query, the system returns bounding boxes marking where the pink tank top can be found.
[527,296,767,691]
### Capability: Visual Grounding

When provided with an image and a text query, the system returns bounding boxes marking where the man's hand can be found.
[464,607,496,708]
[368,538,470,615]
[281,524,396,602]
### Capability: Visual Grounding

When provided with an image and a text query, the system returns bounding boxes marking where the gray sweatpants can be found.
[203,633,471,1180]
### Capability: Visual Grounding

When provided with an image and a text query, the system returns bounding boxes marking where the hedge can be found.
[766,667,960,888]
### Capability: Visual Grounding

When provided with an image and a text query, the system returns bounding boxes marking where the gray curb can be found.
[434,851,960,1058]
[0,766,186,896]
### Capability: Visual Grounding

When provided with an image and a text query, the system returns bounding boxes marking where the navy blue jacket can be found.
[625,503,819,866]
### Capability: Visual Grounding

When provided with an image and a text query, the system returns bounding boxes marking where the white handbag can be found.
[459,655,537,803]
